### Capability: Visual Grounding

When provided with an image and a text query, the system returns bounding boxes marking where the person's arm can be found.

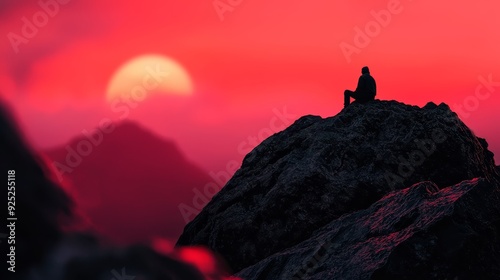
[355,76,364,92]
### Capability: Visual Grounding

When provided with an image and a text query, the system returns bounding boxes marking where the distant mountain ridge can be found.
[0,103,215,280]
[46,120,211,244]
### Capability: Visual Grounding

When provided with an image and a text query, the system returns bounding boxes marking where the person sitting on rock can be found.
[344,66,376,108]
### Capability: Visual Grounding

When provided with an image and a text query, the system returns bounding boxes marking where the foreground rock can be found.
[0,103,73,278]
[18,234,205,280]
[237,179,500,279]
[177,100,499,272]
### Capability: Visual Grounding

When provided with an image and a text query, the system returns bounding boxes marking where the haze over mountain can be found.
[45,120,212,244]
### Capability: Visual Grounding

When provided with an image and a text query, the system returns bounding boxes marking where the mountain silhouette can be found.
[0,102,213,280]
[177,100,500,279]
[45,120,212,244]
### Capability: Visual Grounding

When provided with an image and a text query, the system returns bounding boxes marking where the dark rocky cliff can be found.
[177,100,500,278]
[238,179,500,279]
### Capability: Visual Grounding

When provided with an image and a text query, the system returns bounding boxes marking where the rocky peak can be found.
[177,100,499,274]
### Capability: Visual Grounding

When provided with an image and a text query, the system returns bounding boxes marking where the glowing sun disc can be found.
[106,54,193,101]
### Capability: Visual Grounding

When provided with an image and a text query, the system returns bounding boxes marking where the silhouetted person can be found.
[344,66,376,108]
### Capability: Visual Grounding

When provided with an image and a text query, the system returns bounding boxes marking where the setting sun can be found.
[106,54,194,101]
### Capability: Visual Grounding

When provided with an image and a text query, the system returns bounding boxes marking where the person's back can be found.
[344,66,376,107]
[356,72,376,99]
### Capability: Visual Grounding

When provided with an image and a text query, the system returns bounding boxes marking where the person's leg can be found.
[346,90,369,106]
[344,90,354,107]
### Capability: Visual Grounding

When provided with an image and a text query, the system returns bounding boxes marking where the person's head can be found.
[361,66,370,74]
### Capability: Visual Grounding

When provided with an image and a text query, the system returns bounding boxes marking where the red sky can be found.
[2,0,500,173]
